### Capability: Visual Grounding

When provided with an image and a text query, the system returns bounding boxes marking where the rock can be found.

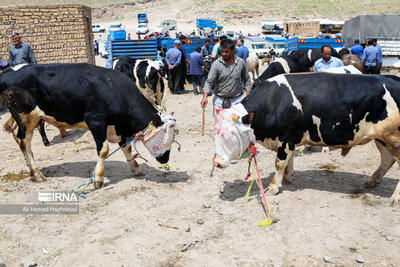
[197,218,204,225]
[323,256,334,263]
[0,263,6,267]
[385,236,394,241]
[42,248,49,254]
[202,203,211,209]
[219,185,224,194]
[185,225,191,232]
[28,264,38,267]
[355,255,364,263]
[57,157,63,160]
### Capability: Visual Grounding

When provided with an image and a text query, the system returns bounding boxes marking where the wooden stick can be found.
[201,107,205,136]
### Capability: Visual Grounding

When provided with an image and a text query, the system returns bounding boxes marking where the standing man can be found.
[313,45,343,72]
[236,39,249,62]
[350,39,363,58]
[201,39,212,79]
[201,39,251,116]
[166,40,183,94]
[179,35,190,94]
[362,39,380,74]
[9,33,36,65]
[127,33,131,40]
[94,40,99,55]
[189,46,205,95]
[372,38,382,74]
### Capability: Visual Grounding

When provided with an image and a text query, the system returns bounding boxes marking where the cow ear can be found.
[152,114,163,127]
[241,112,255,125]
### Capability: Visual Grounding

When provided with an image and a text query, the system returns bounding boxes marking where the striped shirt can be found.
[361,46,380,67]
[313,56,344,72]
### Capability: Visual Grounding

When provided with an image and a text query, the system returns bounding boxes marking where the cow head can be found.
[141,112,177,164]
[213,104,256,168]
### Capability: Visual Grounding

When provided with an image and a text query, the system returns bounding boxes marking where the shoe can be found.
[194,91,199,95]
[230,160,238,164]
[182,90,190,94]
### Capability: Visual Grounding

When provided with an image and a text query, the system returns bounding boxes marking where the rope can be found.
[244,142,274,227]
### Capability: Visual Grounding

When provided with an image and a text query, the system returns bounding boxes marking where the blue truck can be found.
[285,37,344,54]
[196,18,223,31]
[138,13,148,24]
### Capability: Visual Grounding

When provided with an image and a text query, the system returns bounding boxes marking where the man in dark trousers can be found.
[179,35,190,94]
[362,39,380,74]
[166,40,183,94]
[189,46,205,95]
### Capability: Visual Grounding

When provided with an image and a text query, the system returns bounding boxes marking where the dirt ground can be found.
[0,56,400,267]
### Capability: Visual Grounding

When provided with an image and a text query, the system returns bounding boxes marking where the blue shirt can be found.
[237,45,249,62]
[313,56,344,72]
[180,45,186,63]
[9,42,36,65]
[165,47,182,68]
[362,46,380,66]
[376,44,382,65]
[189,51,204,75]
[350,44,363,58]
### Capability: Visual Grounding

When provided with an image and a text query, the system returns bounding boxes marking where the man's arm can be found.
[241,60,252,94]
[313,61,319,72]
[361,49,367,63]
[174,51,182,68]
[9,49,14,65]
[28,45,36,64]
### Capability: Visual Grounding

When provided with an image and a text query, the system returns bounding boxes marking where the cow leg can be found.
[391,165,400,205]
[268,143,294,195]
[283,152,294,184]
[120,143,144,176]
[87,122,108,189]
[255,64,259,79]
[365,140,395,188]
[59,127,68,138]
[10,113,46,182]
[37,119,50,146]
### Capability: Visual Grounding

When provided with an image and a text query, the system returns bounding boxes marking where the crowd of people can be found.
[350,38,382,74]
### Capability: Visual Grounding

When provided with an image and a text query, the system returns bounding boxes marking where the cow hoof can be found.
[93,180,104,189]
[43,139,51,146]
[32,172,46,182]
[266,186,281,196]
[365,179,380,188]
[390,194,399,206]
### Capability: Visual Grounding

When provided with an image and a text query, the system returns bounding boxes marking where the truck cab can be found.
[243,37,270,58]
[138,13,148,24]
[196,18,223,31]
[264,36,287,56]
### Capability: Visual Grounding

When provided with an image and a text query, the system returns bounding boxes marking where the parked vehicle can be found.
[136,24,150,34]
[196,18,223,31]
[108,23,126,41]
[284,37,344,54]
[92,23,105,33]
[243,37,270,58]
[138,13,148,24]
[98,40,108,58]
[225,30,235,37]
[261,20,283,34]
[264,36,287,56]
[160,20,176,31]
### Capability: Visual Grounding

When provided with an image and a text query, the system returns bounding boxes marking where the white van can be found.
[243,37,270,58]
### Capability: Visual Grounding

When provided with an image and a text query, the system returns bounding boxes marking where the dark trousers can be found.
[364,65,378,74]
[191,75,205,93]
[168,65,184,93]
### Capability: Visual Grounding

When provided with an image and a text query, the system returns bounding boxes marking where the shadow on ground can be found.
[219,170,397,201]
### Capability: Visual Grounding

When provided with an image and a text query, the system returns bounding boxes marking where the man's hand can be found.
[201,93,208,109]
[168,64,174,70]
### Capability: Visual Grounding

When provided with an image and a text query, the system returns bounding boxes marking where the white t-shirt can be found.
[212,42,220,58]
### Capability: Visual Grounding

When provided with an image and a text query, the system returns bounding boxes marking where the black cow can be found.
[253,48,341,88]
[113,56,168,111]
[0,63,176,188]
[213,73,400,205]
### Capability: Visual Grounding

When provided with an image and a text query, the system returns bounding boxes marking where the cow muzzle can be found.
[213,153,229,169]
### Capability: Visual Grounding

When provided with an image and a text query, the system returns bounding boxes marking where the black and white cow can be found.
[0,63,176,188]
[253,48,341,88]
[113,56,168,111]
[213,73,400,204]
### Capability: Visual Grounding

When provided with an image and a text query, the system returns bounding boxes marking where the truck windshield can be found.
[274,44,286,49]
[253,44,267,49]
